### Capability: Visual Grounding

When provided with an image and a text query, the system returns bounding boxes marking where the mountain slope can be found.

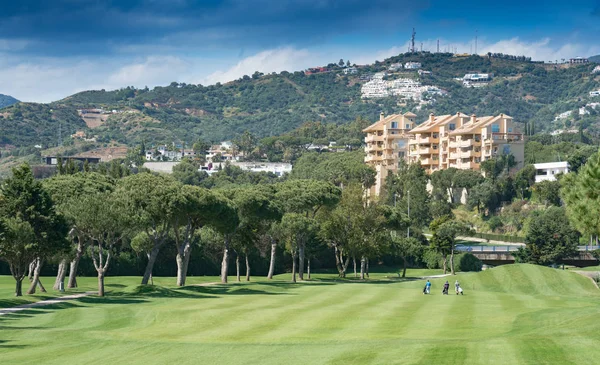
[2,53,600,148]
[589,55,600,63]
[0,94,19,109]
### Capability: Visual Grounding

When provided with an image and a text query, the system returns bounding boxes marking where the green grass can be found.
[1,265,599,364]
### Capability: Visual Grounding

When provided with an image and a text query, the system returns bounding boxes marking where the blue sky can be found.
[1,0,599,102]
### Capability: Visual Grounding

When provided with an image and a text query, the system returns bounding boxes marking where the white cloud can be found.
[202,47,316,85]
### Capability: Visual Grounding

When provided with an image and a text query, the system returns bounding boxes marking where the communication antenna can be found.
[475,29,478,55]
[437,39,440,53]
[420,42,423,52]
[411,28,416,53]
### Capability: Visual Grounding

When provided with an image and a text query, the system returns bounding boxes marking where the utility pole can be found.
[437,39,440,53]
[407,189,410,238]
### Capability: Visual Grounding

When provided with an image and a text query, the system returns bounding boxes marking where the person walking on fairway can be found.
[423,280,431,294]
[443,281,449,295]
[455,280,460,294]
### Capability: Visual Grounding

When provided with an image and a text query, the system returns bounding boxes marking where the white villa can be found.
[534,162,569,183]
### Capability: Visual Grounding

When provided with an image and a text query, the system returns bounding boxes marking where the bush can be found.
[423,249,442,269]
[456,253,483,272]
[487,216,504,232]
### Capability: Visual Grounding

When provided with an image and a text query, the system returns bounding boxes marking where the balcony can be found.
[449,140,459,148]
[461,150,481,158]
[365,134,385,143]
[449,152,459,159]
[460,139,480,148]
[460,161,480,170]
[365,154,383,162]
[484,133,524,143]
[419,147,434,154]
[418,136,439,144]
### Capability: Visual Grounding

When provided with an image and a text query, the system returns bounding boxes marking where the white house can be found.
[388,63,403,71]
[343,67,358,75]
[534,161,569,183]
[590,90,600,97]
[404,62,421,69]
[592,65,600,74]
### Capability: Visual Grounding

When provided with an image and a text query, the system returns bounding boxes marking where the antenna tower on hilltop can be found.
[475,29,478,55]
[437,39,440,53]
[411,28,416,53]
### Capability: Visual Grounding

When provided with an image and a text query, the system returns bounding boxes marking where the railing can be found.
[469,232,526,243]
[456,246,520,252]
[457,245,600,253]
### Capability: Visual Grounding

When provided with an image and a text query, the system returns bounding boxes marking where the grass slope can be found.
[1,264,599,364]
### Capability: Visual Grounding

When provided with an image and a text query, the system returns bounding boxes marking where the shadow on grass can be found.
[0,339,28,349]
[181,285,291,296]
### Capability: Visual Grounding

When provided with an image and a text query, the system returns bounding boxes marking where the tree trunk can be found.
[236,254,241,282]
[267,240,277,279]
[54,259,67,290]
[15,277,23,297]
[360,257,366,280]
[221,238,230,284]
[307,258,311,280]
[292,252,297,283]
[442,254,447,275]
[97,271,105,297]
[298,244,305,280]
[27,258,46,295]
[402,256,408,278]
[28,261,36,281]
[450,250,455,275]
[366,258,369,278]
[141,245,161,285]
[245,255,250,281]
[353,257,357,278]
[175,241,193,287]
[68,239,85,288]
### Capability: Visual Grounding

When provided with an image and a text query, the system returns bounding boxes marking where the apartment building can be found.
[363,112,417,195]
[407,113,524,174]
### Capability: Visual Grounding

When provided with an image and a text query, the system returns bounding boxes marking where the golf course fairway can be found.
[1,264,599,364]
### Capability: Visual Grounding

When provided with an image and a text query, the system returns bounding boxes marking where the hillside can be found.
[1,52,600,149]
[589,55,600,63]
[0,94,19,109]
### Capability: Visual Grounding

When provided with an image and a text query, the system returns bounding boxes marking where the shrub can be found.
[487,216,504,232]
[456,253,483,272]
[423,248,442,269]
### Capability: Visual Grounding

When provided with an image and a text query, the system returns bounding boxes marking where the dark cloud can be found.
[0,0,428,55]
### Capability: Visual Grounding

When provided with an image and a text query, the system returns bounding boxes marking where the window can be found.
[491,124,500,133]
[398,151,405,158]
[449,123,456,131]
[433,145,438,150]
[433,133,439,138]
[508,127,513,133]
[405,123,411,129]
[397,140,406,148]
[503,145,511,155]
[391,121,398,129]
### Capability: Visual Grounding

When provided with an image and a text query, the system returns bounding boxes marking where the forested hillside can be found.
[1,52,600,149]
[589,55,600,63]
[0,94,18,109]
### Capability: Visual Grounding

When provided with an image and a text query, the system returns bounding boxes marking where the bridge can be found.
[457,245,600,267]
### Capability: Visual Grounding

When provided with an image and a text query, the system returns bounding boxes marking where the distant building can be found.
[363,112,417,196]
[343,67,358,75]
[404,62,421,69]
[42,156,101,165]
[463,73,492,87]
[418,70,432,76]
[388,63,403,71]
[305,67,330,75]
[590,90,600,97]
[534,162,568,182]
[408,113,524,174]
[569,57,589,64]
[592,65,600,74]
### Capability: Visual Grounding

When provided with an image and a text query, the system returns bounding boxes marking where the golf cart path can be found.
[420,274,452,279]
[0,291,96,316]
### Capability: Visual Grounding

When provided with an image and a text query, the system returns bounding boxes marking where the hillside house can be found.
[404,62,421,69]
[534,162,568,182]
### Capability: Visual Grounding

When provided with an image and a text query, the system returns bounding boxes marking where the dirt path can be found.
[0,291,96,316]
